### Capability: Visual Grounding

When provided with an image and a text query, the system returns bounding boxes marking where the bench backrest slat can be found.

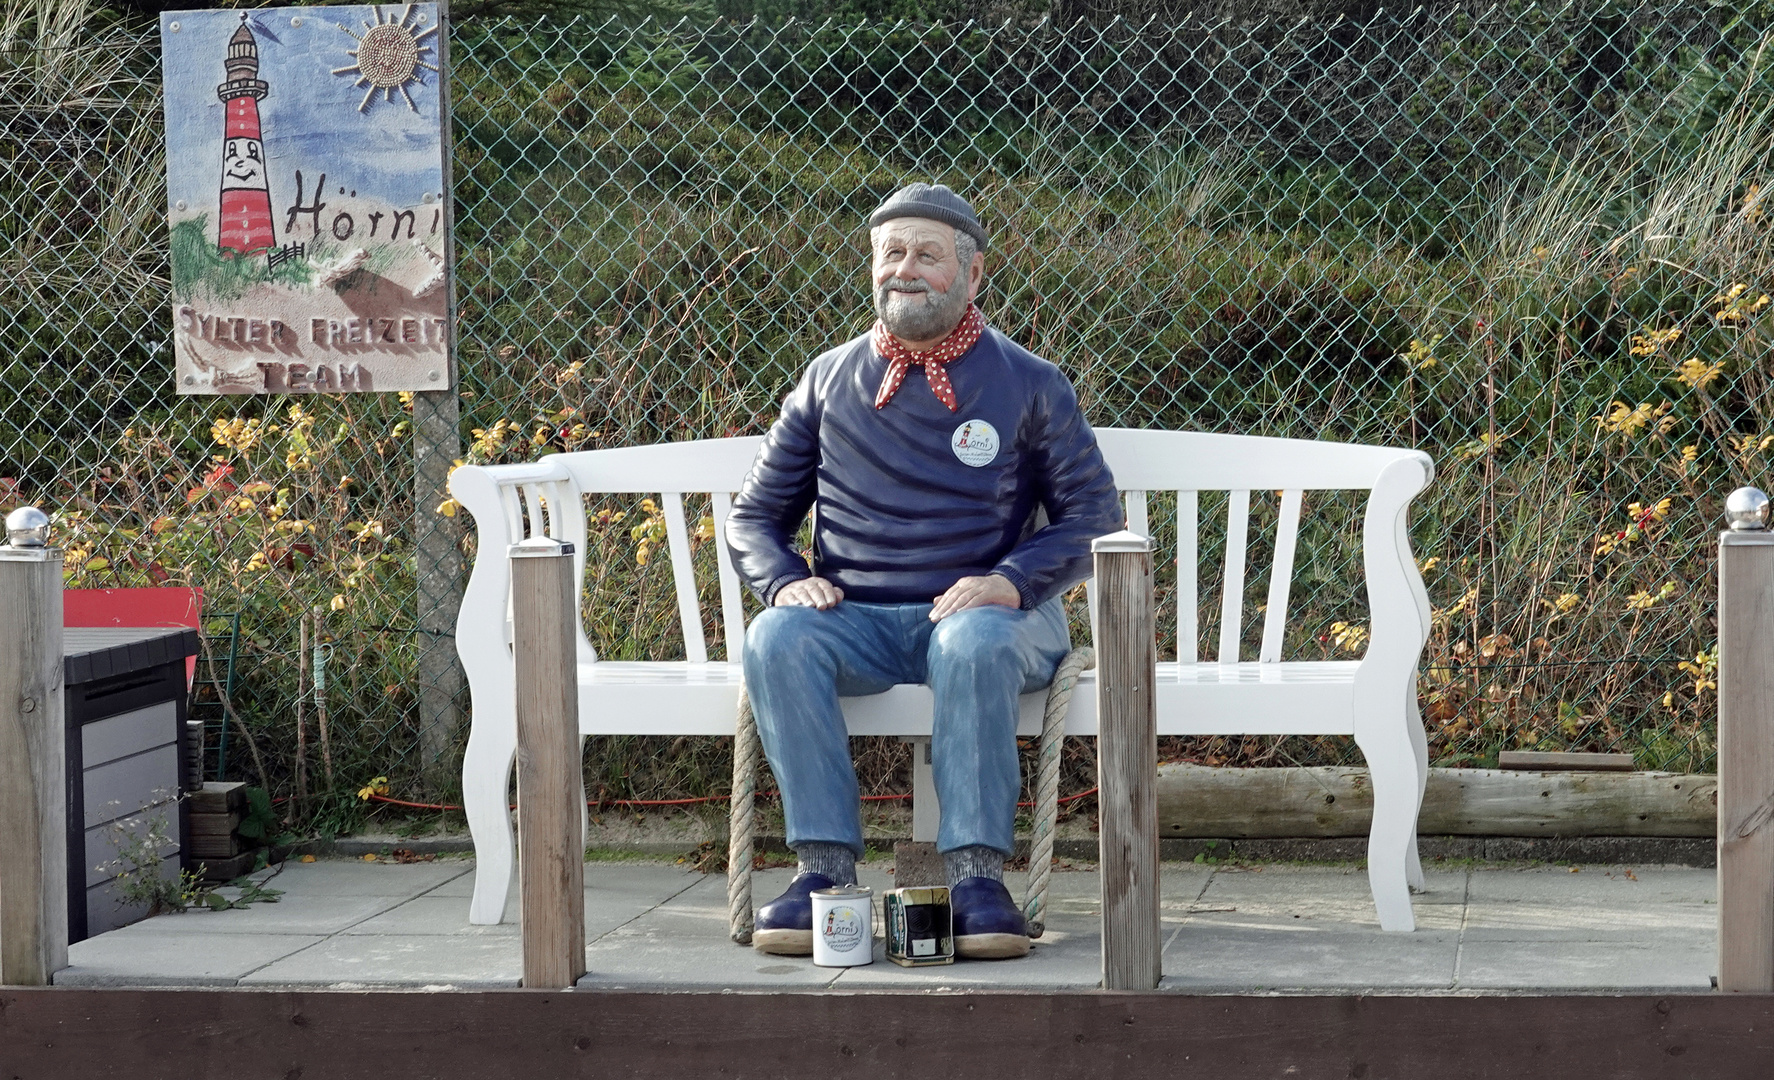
[710,491,746,660]
[661,492,709,664]
[1124,490,1149,537]
[1218,489,1250,664]
[1177,490,1198,663]
[503,483,526,549]
[1260,489,1303,664]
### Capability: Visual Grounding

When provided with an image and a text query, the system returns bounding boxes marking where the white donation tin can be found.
[811,885,875,967]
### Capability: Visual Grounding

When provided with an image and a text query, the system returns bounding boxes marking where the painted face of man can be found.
[222,138,265,188]
[870,217,982,347]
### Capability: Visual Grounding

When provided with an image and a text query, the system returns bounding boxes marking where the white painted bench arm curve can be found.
[453,459,600,714]
[1352,453,1433,727]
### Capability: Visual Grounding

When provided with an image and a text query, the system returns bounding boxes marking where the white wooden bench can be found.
[450,429,1435,930]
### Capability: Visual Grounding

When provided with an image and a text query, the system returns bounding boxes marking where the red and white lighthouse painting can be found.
[215,16,276,257]
[163,4,450,395]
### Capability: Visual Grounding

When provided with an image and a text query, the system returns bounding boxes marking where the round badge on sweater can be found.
[952,419,1000,467]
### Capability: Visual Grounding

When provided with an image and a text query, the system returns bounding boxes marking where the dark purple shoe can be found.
[951,876,1031,959]
[752,872,834,955]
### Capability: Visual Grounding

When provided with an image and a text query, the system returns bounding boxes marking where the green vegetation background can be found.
[3,0,1771,836]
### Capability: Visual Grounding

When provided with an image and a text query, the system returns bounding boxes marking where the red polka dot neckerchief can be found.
[872,303,985,413]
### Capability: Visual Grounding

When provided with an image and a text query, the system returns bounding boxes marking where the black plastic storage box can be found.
[63,627,200,942]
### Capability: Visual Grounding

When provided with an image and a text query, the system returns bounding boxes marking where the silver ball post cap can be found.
[4,506,50,548]
[1726,487,1771,532]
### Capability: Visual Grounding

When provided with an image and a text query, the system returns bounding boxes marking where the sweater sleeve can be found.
[991,368,1124,608]
[725,365,821,605]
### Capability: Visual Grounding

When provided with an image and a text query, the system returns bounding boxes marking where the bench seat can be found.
[574,660,1362,737]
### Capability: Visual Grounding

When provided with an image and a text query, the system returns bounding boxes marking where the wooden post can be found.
[1719,518,1774,992]
[0,519,67,985]
[1093,530,1160,991]
[510,537,586,989]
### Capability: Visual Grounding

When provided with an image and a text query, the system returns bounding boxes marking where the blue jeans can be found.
[743,598,1071,858]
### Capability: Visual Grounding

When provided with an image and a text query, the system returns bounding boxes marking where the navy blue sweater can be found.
[725,326,1124,609]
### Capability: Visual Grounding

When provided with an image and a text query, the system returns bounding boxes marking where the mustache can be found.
[879,276,939,297]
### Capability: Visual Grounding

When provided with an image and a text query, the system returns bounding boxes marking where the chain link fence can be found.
[6,5,1770,824]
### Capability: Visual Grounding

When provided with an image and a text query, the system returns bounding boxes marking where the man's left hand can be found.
[930,574,1022,622]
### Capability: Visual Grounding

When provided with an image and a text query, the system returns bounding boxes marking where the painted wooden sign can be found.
[160,5,450,394]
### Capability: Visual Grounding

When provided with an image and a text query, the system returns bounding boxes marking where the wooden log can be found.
[193,850,258,883]
[187,812,242,837]
[1156,764,1717,838]
[1498,751,1635,772]
[188,834,243,859]
[511,537,586,989]
[1719,528,1774,992]
[1093,531,1160,991]
[0,544,67,984]
[187,781,246,814]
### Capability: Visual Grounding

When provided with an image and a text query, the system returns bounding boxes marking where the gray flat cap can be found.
[868,182,989,251]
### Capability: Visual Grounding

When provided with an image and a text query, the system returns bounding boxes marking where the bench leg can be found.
[464,726,518,925]
[1405,679,1429,893]
[1355,726,1418,933]
[909,737,939,843]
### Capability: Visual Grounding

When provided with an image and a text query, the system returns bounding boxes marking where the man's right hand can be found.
[774,577,845,610]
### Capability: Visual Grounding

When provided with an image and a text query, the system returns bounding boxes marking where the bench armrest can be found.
[451,460,597,699]
[1354,453,1433,730]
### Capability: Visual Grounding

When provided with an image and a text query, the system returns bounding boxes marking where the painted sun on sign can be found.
[161,4,451,395]
[333,5,438,113]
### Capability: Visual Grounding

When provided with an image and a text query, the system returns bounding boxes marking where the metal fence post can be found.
[0,508,67,985]
[414,0,465,797]
[1719,486,1774,993]
[511,536,586,989]
[1093,529,1161,991]
[414,388,465,796]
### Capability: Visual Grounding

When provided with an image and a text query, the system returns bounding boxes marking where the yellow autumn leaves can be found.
[630,499,717,567]
[1598,289,1766,435]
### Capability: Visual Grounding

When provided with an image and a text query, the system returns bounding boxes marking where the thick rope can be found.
[727,683,759,944]
[1024,647,1095,938]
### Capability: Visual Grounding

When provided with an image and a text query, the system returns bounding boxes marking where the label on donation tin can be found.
[812,885,874,968]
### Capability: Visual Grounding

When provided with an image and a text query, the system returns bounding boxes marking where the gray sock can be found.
[794,842,857,885]
[943,845,1005,885]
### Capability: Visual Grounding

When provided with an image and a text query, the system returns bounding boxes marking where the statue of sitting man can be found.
[725,183,1123,960]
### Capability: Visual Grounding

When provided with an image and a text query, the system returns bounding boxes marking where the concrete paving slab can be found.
[1039,866,1214,920]
[338,895,521,937]
[1455,936,1715,992]
[1163,922,1461,991]
[1198,864,1470,905]
[1460,902,1715,940]
[830,927,1104,989]
[429,861,697,897]
[57,931,325,986]
[345,868,702,940]
[255,858,473,897]
[90,893,406,936]
[239,934,522,988]
[1188,865,1467,931]
[1465,865,1714,905]
[581,874,840,990]
[51,855,1726,993]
